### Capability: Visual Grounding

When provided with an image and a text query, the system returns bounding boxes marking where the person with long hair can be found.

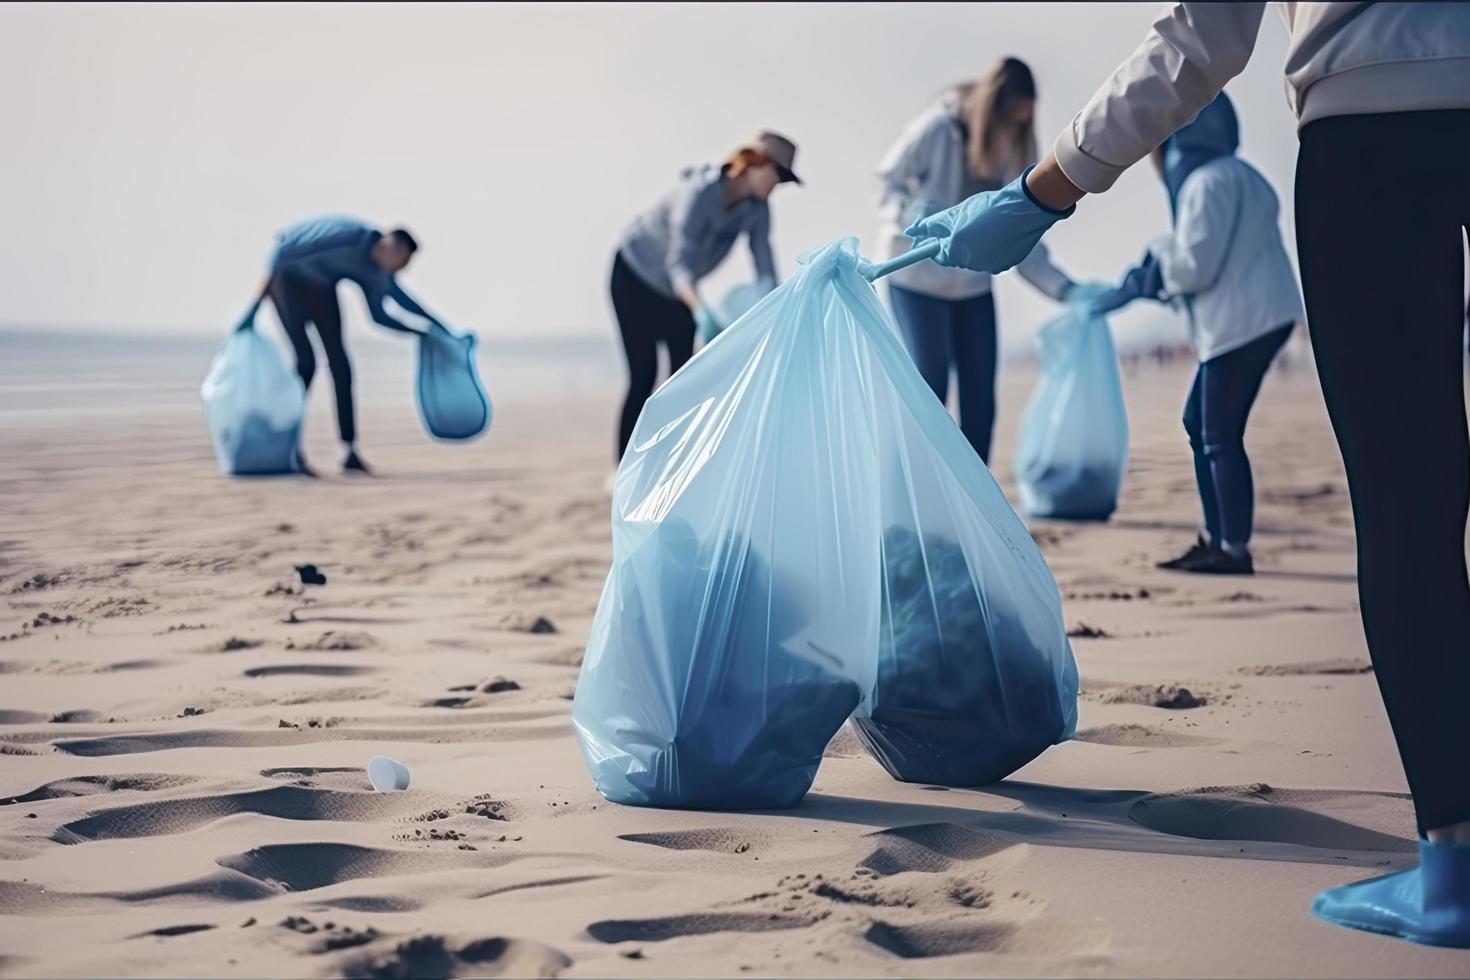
[876,57,1080,463]
[611,131,799,461]
[904,1,1470,948]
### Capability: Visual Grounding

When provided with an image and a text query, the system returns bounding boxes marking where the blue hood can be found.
[1162,92,1239,220]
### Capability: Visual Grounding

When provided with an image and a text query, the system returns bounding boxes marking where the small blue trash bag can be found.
[572,238,1076,808]
[1015,295,1129,520]
[200,313,305,476]
[416,322,491,441]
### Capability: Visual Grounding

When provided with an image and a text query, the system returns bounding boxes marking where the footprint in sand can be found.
[1128,784,1415,853]
[244,665,376,679]
[218,842,513,892]
[619,828,767,855]
[586,912,814,944]
[2,773,195,807]
[341,934,571,979]
[51,785,426,843]
[1073,724,1215,748]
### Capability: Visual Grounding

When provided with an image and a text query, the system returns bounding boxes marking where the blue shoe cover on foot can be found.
[1312,839,1470,948]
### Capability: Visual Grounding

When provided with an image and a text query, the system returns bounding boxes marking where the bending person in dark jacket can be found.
[249,215,441,475]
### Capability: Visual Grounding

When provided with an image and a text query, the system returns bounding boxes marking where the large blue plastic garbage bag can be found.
[572,237,1075,808]
[1015,298,1129,520]
[200,318,305,476]
[416,323,491,441]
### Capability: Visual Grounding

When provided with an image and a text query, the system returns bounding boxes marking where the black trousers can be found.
[1182,324,1293,549]
[270,275,355,444]
[1296,110,1470,832]
[610,253,695,459]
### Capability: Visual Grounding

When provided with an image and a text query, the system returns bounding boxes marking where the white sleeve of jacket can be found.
[1053,2,1266,193]
[1013,240,1073,301]
[876,112,945,215]
[1150,168,1238,296]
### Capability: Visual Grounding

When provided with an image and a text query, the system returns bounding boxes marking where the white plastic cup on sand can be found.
[367,756,411,792]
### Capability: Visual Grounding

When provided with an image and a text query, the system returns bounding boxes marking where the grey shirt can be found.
[618,164,776,299]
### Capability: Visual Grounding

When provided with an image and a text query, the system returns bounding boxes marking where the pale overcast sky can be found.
[0,2,1297,341]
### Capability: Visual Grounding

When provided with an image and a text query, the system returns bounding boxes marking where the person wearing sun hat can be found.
[610,130,801,460]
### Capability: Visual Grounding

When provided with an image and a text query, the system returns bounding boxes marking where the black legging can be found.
[1296,109,1470,833]
[610,252,695,459]
[1182,324,1293,549]
[269,275,355,444]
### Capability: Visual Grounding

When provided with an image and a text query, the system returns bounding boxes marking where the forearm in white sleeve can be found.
[1053,2,1266,193]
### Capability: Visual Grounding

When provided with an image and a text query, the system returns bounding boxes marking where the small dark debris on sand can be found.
[317,927,380,953]
[620,948,646,959]
[264,582,295,597]
[1096,684,1207,709]
[482,677,521,694]
[1224,591,1264,603]
[278,719,299,729]
[295,564,327,587]
[500,612,558,634]
[137,923,215,938]
[178,707,206,718]
[11,573,66,594]
[466,798,510,821]
[161,623,209,634]
[217,637,263,652]
[282,916,319,934]
[1065,587,1151,601]
[1067,622,1109,639]
[31,612,78,628]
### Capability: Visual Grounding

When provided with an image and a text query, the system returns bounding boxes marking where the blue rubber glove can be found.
[1090,252,1165,315]
[904,165,1076,275]
[694,304,726,343]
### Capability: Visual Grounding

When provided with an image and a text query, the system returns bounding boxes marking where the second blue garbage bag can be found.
[572,237,1076,809]
[416,322,491,441]
[200,312,306,476]
[1015,297,1129,520]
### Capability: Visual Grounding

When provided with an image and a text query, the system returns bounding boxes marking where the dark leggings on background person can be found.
[270,274,356,444]
[1182,323,1293,550]
[1296,109,1470,834]
[889,285,999,462]
[610,253,696,459]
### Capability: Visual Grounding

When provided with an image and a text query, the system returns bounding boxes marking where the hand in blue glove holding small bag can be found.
[1089,251,1166,315]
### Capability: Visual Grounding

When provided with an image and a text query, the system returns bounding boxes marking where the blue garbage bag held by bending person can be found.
[1015,292,1130,520]
[416,322,491,441]
[572,237,1076,807]
[200,303,306,476]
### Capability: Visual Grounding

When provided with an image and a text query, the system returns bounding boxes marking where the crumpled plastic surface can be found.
[572,237,1076,809]
[416,323,491,441]
[201,323,305,476]
[1015,295,1129,520]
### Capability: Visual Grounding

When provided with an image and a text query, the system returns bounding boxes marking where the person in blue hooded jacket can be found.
[1094,93,1302,575]
[245,215,442,475]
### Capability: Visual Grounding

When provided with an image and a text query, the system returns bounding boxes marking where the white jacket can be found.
[878,99,1072,301]
[1056,2,1470,194]
[1149,157,1302,363]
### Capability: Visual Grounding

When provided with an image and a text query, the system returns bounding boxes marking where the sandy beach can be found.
[0,331,1465,978]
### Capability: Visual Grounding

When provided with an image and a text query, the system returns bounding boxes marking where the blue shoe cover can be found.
[1312,839,1470,948]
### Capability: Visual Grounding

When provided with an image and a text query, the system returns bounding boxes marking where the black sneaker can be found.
[1174,546,1254,576]
[1157,535,1211,570]
[342,450,373,476]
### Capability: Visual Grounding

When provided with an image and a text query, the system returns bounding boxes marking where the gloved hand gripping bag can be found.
[416,322,491,441]
[1015,297,1130,520]
[200,319,306,476]
[572,237,1077,807]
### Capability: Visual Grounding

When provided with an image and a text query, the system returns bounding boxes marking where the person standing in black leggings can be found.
[611,132,800,460]
[902,1,1470,949]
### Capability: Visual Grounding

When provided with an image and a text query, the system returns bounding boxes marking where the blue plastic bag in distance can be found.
[200,318,305,476]
[1015,297,1129,520]
[572,237,1076,808]
[416,322,491,441]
